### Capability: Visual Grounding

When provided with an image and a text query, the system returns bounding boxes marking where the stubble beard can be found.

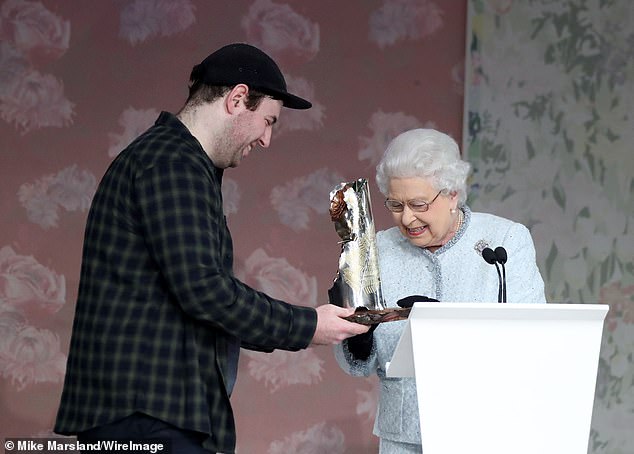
[213,114,251,168]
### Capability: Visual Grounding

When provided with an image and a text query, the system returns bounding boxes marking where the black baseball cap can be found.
[191,43,312,110]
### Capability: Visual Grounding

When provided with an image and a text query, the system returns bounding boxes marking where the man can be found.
[54,43,368,454]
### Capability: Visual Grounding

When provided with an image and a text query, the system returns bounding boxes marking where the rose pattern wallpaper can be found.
[2,0,629,452]
[465,1,633,453]
[0,0,465,452]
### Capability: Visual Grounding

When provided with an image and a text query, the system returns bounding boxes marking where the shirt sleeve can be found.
[135,158,316,350]
[334,342,378,377]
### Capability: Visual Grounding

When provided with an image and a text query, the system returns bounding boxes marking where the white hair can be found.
[375,128,471,205]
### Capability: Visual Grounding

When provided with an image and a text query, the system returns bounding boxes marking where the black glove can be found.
[345,323,377,361]
[396,295,439,308]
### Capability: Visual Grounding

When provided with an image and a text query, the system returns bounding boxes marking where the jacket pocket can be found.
[377,378,404,434]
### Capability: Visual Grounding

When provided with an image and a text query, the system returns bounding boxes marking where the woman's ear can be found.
[449,190,459,210]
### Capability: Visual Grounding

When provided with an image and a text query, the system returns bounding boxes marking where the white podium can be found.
[386,302,608,454]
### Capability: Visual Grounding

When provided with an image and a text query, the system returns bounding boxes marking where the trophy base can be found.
[343,307,411,325]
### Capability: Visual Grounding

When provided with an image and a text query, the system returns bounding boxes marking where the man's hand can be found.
[311,304,370,345]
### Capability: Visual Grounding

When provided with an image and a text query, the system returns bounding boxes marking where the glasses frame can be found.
[384,189,444,213]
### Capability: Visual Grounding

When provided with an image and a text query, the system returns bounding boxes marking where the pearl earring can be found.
[450,208,457,214]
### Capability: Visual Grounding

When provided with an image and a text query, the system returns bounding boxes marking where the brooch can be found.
[474,239,489,256]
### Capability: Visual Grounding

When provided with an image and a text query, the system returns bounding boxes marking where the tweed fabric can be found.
[55,112,317,453]
[380,438,422,454]
[335,206,546,450]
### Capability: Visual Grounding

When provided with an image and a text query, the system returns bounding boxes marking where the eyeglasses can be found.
[384,190,444,213]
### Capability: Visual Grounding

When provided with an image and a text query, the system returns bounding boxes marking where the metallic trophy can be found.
[328,179,410,324]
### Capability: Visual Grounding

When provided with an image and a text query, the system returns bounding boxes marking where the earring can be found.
[450,208,457,214]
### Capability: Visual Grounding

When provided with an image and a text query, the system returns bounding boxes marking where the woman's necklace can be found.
[432,209,465,252]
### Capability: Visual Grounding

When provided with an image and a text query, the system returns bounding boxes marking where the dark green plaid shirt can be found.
[54,112,317,453]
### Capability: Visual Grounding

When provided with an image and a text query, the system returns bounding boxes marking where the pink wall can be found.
[0,0,465,451]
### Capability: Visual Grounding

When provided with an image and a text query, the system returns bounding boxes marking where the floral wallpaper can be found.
[465,1,633,453]
[0,0,466,452]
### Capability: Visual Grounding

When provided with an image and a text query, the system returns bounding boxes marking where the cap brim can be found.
[282,93,313,110]
[281,93,312,110]
[262,88,312,110]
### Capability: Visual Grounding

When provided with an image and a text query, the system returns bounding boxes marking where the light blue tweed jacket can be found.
[334,206,546,447]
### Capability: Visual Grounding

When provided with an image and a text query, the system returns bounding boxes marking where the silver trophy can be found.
[328,179,410,324]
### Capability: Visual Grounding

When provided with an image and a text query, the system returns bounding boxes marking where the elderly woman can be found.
[335,128,546,453]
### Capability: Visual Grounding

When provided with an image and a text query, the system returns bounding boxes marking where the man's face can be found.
[219,97,282,168]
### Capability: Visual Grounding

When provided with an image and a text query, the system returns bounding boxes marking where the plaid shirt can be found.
[54,112,317,453]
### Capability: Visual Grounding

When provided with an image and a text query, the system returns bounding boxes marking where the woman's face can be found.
[386,177,459,250]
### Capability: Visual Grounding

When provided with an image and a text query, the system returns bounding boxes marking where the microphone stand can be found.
[482,248,503,303]
[495,247,508,303]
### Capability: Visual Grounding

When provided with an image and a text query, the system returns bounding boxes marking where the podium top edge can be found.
[408,302,609,321]
[411,302,608,310]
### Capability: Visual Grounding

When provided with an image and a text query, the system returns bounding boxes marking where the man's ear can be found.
[226,84,249,114]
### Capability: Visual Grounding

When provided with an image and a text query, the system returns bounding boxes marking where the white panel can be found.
[387,302,608,454]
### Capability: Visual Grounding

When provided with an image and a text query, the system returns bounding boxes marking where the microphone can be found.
[482,247,503,303]
[494,247,508,303]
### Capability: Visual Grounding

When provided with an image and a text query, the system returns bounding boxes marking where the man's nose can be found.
[259,126,272,148]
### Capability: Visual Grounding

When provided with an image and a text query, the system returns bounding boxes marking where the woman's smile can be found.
[406,224,428,237]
